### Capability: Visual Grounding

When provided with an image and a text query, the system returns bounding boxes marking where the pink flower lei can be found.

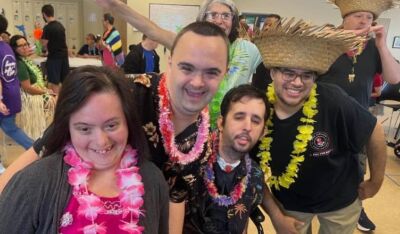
[63,144,145,234]
[158,74,210,165]
[203,133,251,207]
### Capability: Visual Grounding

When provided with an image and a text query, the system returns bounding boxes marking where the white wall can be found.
[234,0,400,60]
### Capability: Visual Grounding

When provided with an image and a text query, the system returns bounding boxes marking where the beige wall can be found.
[82,0,104,40]
[126,0,203,71]
[234,0,400,60]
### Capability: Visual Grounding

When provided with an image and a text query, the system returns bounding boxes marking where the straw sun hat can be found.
[328,0,400,19]
[253,18,363,74]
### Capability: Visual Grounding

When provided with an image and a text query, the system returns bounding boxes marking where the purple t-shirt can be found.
[0,41,21,116]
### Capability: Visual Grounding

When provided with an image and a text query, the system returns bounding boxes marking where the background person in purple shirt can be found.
[0,14,33,174]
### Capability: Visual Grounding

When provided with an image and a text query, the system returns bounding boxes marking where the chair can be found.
[377,82,400,142]
[250,207,265,234]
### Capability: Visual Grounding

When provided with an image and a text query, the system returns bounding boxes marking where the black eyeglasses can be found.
[205,11,233,21]
[277,68,316,83]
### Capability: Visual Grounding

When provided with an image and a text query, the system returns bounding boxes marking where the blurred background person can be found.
[77,33,101,59]
[123,34,159,74]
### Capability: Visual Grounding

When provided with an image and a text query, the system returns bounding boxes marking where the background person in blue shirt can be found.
[123,34,159,74]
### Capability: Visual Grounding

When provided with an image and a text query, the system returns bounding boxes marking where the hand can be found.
[370,25,387,49]
[0,101,10,115]
[272,214,303,234]
[358,179,383,200]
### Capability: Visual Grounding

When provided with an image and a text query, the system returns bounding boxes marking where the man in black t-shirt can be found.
[319,1,400,231]
[253,19,387,234]
[41,4,69,94]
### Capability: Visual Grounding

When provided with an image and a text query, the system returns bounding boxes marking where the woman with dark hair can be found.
[0,66,169,233]
[10,34,56,139]
[95,0,262,128]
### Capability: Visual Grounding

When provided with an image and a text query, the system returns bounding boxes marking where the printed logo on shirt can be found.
[1,55,17,83]
[310,131,333,157]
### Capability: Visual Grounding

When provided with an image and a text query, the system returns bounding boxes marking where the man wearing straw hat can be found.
[252,18,387,234]
[320,1,400,231]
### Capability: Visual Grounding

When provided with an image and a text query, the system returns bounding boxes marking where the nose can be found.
[94,129,109,147]
[243,117,252,132]
[291,75,304,86]
[212,16,223,25]
[190,72,206,88]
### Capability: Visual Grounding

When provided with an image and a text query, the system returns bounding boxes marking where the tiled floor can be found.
[1,105,400,233]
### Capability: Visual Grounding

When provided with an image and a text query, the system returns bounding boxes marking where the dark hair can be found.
[196,0,240,43]
[267,14,281,20]
[103,13,114,25]
[87,33,96,41]
[0,14,8,34]
[170,21,229,63]
[41,4,54,17]
[142,34,148,41]
[9,34,27,60]
[44,66,149,165]
[2,31,10,36]
[220,84,270,124]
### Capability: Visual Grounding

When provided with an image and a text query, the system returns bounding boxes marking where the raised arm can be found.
[95,0,176,49]
[372,25,400,84]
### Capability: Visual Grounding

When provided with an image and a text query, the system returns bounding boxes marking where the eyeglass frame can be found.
[204,11,233,21]
[276,67,317,83]
[16,42,30,48]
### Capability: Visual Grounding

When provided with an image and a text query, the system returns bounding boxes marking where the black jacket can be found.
[123,43,160,74]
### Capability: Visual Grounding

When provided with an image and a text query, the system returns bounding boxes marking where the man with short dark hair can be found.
[41,4,69,95]
[187,84,268,233]
[123,34,160,74]
[253,19,387,234]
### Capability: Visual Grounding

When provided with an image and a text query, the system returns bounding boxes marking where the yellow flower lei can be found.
[258,84,318,190]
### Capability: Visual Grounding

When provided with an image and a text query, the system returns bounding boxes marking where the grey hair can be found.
[196,0,239,43]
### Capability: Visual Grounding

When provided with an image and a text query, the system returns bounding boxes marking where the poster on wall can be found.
[149,4,199,33]
[240,13,270,32]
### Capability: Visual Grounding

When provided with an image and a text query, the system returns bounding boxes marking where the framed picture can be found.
[393,36,400,49]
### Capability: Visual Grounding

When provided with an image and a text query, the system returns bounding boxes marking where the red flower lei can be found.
[203,133,251,207]
[158,74,210,165]
[63,144,145,234]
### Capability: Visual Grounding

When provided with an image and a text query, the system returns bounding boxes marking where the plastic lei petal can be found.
[77,194,104,220]
[116,167,142,189]
[67,167,90,187]
[119,220,144,234]
[82,223,107,234]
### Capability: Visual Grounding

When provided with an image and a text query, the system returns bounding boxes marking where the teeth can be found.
[93,146,112,154]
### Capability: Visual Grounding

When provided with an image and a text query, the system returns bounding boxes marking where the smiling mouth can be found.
[186,89,206,98]
[92,146,113,154]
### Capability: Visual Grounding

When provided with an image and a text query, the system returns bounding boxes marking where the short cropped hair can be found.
[170,21,229,65]
[103,13,114,25]
[41,4,54,17]
[220,84,270,124]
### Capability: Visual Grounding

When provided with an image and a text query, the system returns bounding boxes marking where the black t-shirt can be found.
[319,39,382,109]
[253,83,376,213]
[77,44,100,56]
[42,21,68,58]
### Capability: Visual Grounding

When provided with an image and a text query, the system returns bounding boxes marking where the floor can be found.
[1,105,400,233]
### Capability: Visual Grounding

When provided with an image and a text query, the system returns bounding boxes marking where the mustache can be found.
[235,132,251,142]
